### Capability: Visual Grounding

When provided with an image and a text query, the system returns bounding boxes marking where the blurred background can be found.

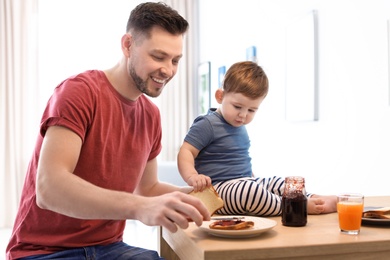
[1,0,390,255]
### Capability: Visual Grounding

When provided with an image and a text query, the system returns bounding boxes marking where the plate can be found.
[361,218,390,226]
[361,207,390,227]
[199,216,277,238]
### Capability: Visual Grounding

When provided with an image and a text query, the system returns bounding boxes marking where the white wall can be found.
[198,0,390,196]
[31,0,390,197]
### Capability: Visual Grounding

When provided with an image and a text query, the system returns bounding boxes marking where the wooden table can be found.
[159,196,390,259]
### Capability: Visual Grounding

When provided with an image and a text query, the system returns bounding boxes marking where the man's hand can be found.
[134,191,210,233]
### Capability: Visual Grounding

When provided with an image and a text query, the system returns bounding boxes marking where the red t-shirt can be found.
[6,70,162,259]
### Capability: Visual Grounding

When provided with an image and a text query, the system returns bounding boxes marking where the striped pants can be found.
[214,176,285,217]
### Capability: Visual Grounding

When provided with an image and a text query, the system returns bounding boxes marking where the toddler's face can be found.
[218,92,264,127]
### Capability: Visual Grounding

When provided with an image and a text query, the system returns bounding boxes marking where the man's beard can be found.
[129,65,161,98]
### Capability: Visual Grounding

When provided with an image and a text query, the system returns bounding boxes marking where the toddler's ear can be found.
[215,89,224,104]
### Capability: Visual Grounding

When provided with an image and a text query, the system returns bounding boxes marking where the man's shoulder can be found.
[68,70,104,85]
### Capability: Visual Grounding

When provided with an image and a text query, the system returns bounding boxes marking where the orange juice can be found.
[337,202,364,231]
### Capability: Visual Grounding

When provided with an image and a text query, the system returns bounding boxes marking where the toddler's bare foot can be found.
[309,195,337,214]
[308,198,325,214]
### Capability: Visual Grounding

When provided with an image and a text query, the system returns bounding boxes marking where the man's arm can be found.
[133,157,190,196]
[36,125,135,220]
[36,126,210,232]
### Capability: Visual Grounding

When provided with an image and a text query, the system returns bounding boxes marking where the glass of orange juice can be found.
[337,193,364,235]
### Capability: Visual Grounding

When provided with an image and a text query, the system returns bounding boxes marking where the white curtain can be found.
[159,0,199,161]
[0,0,39,228]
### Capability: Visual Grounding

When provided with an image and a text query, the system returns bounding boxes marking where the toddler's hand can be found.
[187,174,212,192]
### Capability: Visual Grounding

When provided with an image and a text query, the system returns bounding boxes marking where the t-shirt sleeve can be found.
[40,77,94,142]
[184,116,214,151]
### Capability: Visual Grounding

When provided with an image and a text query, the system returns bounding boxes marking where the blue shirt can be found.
[184,109,252,184]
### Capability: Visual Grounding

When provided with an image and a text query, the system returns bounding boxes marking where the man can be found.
[6,2,209,259]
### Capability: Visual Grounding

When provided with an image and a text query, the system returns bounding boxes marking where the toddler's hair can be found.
[222,61,268,99]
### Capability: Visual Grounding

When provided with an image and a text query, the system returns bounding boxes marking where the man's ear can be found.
[121,33,132,57]
[215,89,224,104]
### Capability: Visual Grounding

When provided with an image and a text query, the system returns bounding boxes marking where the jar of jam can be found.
[281,176,307,227]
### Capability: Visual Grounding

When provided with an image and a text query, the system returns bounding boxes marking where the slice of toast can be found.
[363,207,390,219]
[189,186,224,216]
[209,219,255,230]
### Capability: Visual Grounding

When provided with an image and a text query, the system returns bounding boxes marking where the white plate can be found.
[199,216,277,238]
[361,217,390,226]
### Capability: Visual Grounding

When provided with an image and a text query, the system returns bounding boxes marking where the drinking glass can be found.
[337,193,364,235]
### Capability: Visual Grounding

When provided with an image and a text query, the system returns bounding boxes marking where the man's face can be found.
[127,27,184,98]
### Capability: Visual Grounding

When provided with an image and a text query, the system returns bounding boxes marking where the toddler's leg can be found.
[215,176,284,217]
[255,176,285,196]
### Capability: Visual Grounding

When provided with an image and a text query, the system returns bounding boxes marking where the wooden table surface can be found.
[159,196,390,260]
